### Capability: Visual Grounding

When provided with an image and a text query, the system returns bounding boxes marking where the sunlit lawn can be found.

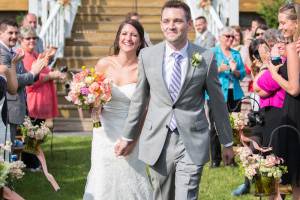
[13,135,291,200]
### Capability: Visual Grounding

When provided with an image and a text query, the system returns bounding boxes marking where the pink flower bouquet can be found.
[65,66,112,108]
[65,66,112,127]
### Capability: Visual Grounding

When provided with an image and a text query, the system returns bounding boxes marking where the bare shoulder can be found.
[95,56,115,73]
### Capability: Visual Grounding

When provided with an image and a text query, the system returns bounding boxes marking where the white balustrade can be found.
[28,0,81,59]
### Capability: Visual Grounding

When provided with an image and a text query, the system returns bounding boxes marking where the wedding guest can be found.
[208,26,245,168]
[254,24,268,39]
[19,26,63,170]
[0,19,46,146]
[126,12,152,46]
[233,38,287,198]
[194,16,216,49]
[231,26,243,52]
[267,3,300,199]
[22,13,43,53]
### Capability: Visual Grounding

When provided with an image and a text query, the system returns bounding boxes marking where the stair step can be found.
[74,14,161,23]
[80,0,164,7]
[72,22,161,32]
[65,38,161,46]
[53,117,93,132]
[78,6,162,15]
[57,57,99,69]
[64,45,110,57]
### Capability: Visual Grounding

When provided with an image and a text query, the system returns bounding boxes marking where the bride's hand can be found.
[114,138,135,156]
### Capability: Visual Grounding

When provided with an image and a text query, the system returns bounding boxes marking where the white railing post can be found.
[29,0,81,59]
[229,0,239,26]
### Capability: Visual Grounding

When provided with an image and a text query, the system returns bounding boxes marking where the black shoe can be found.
[210,161,221,168]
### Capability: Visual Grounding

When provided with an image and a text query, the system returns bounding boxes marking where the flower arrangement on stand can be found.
[65,66,112,127]
[20,117,50,154]
[0,142,25,200]
[229,112,248,145]
[20,117,60,191]
[236,146,287,196]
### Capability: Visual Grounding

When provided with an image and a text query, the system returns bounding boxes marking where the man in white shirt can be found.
[194,16,216,49]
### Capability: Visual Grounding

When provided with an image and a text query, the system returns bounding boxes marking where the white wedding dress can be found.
[83,83,152,200]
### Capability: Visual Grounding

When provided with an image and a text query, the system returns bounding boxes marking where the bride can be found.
[83,19,152,200]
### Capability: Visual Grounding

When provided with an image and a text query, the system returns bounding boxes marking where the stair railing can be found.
[28,0,81,59]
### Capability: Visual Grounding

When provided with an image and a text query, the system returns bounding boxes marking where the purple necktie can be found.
[169,52,183,131]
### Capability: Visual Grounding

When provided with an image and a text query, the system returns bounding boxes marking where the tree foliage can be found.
[258,0,289,28]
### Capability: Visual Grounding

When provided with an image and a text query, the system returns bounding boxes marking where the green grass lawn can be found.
[13,135,291,200]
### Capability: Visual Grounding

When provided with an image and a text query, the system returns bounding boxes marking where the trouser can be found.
[148,129,204,200]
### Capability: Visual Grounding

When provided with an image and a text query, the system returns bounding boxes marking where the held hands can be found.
[222,146,235,166]
[114,138,136,156]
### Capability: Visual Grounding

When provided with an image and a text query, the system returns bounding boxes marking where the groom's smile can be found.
[160,7,192,50]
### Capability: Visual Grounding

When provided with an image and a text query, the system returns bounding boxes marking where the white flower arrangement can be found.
[191,52,203,68]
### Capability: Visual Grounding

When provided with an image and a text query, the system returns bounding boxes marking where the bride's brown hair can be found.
[111,19,146,56]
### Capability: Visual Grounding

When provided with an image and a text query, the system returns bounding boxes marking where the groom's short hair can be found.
[161,0,191,21]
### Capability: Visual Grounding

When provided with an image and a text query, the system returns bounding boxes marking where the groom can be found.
[115,1,234,199]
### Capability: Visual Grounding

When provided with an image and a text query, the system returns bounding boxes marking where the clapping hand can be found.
[218,62,230,73]
[267,60,283,76]
[30,54,49,76]
[229,59,237,72]
[114,138,136,156]
[11,49,25,65]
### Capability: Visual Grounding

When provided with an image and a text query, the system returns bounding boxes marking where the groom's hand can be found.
[114,138,135,156]
[222,146,234,166]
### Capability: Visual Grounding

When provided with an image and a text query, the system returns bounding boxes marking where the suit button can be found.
[172,105,176,109]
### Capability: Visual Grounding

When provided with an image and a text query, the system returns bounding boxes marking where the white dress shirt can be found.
[163,41,189,88]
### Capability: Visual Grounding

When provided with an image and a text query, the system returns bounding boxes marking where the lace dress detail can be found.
[83,83,152,200]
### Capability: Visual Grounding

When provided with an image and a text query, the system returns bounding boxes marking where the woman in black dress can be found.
[268,3,300,199]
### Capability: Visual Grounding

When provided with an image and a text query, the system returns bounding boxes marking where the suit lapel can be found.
[175,42,195,102]
[156,42,173,104]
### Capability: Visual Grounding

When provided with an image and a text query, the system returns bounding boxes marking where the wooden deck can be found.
[0,0,28,11]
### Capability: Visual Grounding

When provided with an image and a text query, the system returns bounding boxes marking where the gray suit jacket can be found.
[123,41,232,166]
[194,31,216,49]
[0,43,36,125]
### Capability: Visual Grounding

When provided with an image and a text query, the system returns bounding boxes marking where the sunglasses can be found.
[255,32,264,37]
[24,37,37,41]
[224,35,234,39]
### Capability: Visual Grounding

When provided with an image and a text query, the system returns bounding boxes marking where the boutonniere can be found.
[191,52,202,68]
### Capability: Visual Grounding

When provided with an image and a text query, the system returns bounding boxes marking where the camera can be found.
[60,66,68,73]
[247,111,264,127]
[271,57,282,66]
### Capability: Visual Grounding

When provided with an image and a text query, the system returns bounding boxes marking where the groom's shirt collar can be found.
[165,41,188,59]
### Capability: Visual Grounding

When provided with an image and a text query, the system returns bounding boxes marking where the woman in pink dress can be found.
[19,26,65,169]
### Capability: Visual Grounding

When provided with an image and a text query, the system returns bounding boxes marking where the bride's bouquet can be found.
[65,66,112,127]
[20,117,51,154]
